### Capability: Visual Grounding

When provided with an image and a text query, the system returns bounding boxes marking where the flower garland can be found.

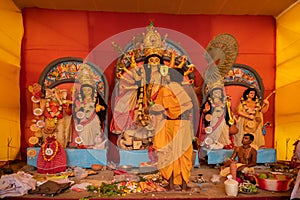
[41,138,59,162]
[137,86,151,127]
[241,97,261,115]
[137,86,147,126]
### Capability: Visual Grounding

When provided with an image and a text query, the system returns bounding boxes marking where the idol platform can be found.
[27,147,277,168]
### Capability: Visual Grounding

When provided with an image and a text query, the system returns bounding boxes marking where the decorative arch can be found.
[38,57,107,97]
[224,63,264,99]
[202,63,265,103]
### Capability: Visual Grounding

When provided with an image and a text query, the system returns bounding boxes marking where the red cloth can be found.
[37,137,67,174]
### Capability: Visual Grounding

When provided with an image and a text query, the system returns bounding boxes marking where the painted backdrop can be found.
[19,8,276,159]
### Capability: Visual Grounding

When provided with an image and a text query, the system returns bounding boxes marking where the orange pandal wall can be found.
[20,8,275,159]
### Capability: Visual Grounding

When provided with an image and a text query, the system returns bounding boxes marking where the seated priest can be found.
[220,133,257,179]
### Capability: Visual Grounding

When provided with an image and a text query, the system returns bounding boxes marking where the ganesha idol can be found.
[28,84,72,173]
[29,85,73,149]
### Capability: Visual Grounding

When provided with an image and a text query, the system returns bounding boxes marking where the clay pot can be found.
[91,164,103,171]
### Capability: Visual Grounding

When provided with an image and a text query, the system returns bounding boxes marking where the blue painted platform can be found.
[27,148,199,168]
[119,149,150,167]
[27,147,276,168]
[27,147,107,168]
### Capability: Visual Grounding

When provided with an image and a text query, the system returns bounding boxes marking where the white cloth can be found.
[291,170,300,200]
[0,171,36,198]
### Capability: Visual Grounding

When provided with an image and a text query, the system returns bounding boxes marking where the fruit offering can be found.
[254,172,294,191]
[239,182,258,193]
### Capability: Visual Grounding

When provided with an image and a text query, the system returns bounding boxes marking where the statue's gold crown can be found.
[141,23,167,57]
[78,64,95,86]
[207,79,224,91]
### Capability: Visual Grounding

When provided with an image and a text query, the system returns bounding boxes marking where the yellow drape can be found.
[0,0,23,161]
[276,2,300,160]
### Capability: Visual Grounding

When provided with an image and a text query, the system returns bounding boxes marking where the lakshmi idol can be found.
[73,65,107,149]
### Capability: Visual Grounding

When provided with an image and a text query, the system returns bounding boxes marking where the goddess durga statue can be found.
[110,23,197,150]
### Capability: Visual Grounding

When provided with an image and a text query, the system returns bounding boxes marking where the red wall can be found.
[20,8,276,159]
